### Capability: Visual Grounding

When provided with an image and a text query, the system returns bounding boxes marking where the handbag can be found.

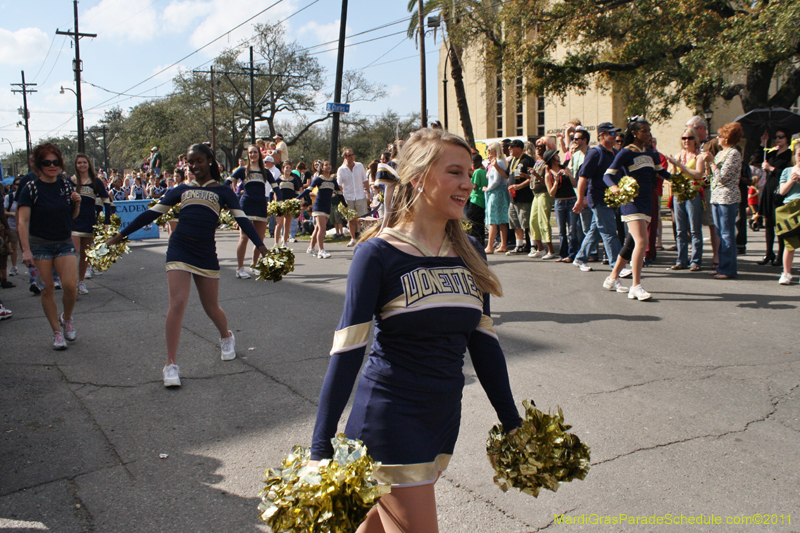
[775,198,800,238]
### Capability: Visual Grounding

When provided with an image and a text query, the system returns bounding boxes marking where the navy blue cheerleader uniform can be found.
[603,145,670,222]
[132,185,145,200]
[374,161,400,188]
[276,175,302,201]
[310,176,341,217]
[311,229,521,486]
[233,167,275,222]
[119,181,264,278]
[72,178,111,237]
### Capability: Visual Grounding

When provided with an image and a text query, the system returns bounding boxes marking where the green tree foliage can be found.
[486,0,800,122]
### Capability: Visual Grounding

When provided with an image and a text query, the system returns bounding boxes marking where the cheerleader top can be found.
[603,145,671,200]
[311,230,522,459]
[233,167,276,197]
[74,177,111,224]
[276,175,302,200]
[119,181,264,247]
[374,161,400,187]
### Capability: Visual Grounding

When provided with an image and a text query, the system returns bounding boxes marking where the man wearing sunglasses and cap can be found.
[506,139,535,254]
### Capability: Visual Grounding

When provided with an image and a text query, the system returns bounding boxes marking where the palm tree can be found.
[407,0,476,148]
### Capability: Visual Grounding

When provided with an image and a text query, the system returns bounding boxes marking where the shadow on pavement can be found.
[656,291,800,309]
[493,310,662,325]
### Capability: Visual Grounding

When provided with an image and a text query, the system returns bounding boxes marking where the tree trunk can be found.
[740,61,776,112]
[449,43,476,149]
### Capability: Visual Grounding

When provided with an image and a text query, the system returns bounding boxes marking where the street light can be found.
[704,108,714,136]
[60,85,85,152]
[0,138,16,176]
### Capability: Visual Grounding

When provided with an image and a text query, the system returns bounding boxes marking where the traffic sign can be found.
[325,102,350,113]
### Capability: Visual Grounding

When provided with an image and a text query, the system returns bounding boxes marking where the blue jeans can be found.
[579,209,598,258]
[554,198,581,259]
[290,217,298,239]
[674,195,703,267]
[576,204,622,267]
[712,203,738,276]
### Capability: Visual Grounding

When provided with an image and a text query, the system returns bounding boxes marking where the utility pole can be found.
[240,46,258,144]
[418,0,427,128]
[56,0,97,154]
[329,0,349,166]
[10,71,36,166]
[101,125,108,176]
[194,66,218,153]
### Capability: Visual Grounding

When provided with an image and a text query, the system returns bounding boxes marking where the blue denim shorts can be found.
[31,240,76,261]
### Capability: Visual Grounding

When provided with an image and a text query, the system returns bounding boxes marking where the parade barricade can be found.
[114,200,159,240]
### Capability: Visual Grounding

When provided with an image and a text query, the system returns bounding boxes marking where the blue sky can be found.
[0,0,442,156]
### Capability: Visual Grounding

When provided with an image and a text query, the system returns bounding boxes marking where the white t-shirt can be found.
[275,140,289,162]
[337,162,368,201]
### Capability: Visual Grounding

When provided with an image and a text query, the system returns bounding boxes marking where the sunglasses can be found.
[344,153,354,157]
[40,159,60,167]
[775,134,786,139]
[681,137,695,141]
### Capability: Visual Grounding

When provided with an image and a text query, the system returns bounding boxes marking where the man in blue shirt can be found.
[572,122,622,271]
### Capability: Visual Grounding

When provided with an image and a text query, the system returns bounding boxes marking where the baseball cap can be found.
[151,146,158,152]
[510,139,525,148]
[596,122,619,134]
[265,156,275,163]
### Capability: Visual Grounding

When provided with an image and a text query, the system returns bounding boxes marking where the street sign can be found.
[325,102,350,113]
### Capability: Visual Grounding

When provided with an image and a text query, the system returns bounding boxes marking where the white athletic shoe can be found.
[347,239,357,247]
[9,266,18,276]
[306,248,318,257]
[541,252,557,260]
[85,267,92,279]
[603,276,628,293]
[59,313,77,341]
[527,250,543,258]
[77,282,89,295]
[163,364,181,387]
[53,331,67,350]
[574,261,593,272]
[619,266,633,278]
[778,272,793,285]
[220,331,236,360]
[628,284,652,301]
[318,250,331,259]
[288,237,296,243]
[235,268,251,279]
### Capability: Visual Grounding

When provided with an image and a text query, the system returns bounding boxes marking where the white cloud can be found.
[82,0,160,41]
[0,27,50,66]
[388,84,407,98]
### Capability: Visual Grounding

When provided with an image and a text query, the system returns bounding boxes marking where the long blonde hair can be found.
[362,129,503,297]
[487,142,506,166]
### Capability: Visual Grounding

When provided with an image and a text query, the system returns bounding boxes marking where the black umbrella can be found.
[735,107,800,142]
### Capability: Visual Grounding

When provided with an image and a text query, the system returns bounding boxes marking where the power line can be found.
[30,34,58,82]
[39,36,69,87]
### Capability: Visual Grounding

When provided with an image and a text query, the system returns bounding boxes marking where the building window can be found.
[537,95,545,137]
[515,77,524,136]
[496,76,503,137]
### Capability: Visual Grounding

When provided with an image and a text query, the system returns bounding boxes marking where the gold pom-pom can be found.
[460,219,473,233]
[486,399,591,498]
[146,200,179,227]
[338,202,358,221]
[86,213,130,272]
[376,191,384,204]
[258,435,390,533]
[268,199,302,218]
[251,245,295,282]
[670,173,702,203]
[604,176,639,208]
[217,209,236,228]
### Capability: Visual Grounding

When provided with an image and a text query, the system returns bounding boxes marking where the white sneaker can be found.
[77,282,89,295]
[318,250,331,259]
[778,272,793,285]
[59,313,77,341]
[220,331,236,360]
[54,280,62,290]
[9,266,18,276]
[53,331,67,350]
[575,261,593,272]
[628,284,652,301]
[347,239,357,247]
[288,237,297,243]
[527,250,543,258]
[235,268,251,279]
[163,364,181,387]
[0,304,11,320]
[306,248,318,257]
[603,276,628,293]
[541,252,557,260]
[85,267,92,279]
[619,266,633,278]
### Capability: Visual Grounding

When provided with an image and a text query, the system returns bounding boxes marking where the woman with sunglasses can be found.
[232,144,275,279]
[602,117,671,300]
[666,128,707,271]
[106,144,268,387]
[757,128,793,266]
[70,154,111,295]
[17,143,82,349]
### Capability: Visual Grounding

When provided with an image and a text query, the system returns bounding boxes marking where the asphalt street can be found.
[0,226,798,533]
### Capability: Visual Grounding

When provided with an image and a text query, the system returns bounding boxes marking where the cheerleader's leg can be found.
[166,270,192,365]
[193,274,229,339]
[364,482,439,533]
